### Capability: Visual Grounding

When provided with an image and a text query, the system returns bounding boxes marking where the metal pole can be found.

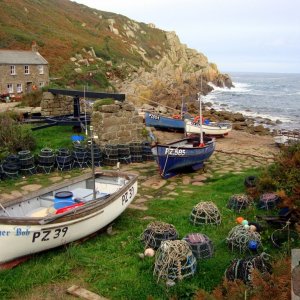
[84,86,88,136]
[198,85,204,146]
[90,126,96,200]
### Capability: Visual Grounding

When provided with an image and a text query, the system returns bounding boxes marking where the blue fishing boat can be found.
[144,112,186,131]
[151,136,215,179]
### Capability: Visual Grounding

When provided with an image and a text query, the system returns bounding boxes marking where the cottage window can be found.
[38,65,44,74]
[10,65,16,75]
[7,83,13,93]
[16,84,22,93]
[24,65,30,74]
[39,81,45,87]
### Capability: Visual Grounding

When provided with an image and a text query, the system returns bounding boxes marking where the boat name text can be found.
[165,148,186,156]
[32,227,68,243]
[149,114,160,120]
[0,227,31,237]
[122,186,134,205]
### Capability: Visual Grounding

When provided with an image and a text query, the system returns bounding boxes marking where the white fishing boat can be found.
[0,170,138,265]
[185,119,232,136]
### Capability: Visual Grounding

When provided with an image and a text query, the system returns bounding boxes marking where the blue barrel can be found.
[54,191,74,209]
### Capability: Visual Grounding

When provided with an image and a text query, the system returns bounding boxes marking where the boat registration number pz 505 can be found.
[149,114,160,120]
[121,186,135,205]
[32,227,68,243]
[165,148,186,156]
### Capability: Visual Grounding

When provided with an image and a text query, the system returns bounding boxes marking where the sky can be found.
[74,0,300,74]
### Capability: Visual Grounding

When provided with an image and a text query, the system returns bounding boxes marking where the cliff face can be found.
[117,31,233,108]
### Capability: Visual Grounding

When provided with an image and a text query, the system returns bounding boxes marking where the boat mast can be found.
[90,125,96,200]
[199,76,204,146]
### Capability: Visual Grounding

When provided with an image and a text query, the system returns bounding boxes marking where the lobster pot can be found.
[225,254,272,283]
[227,194,251,212]
[87,142,102,167]
[154,240,197,282]
[270,227,299,248]
[226,225,262,253]
[258,193,280,210]
[142,141,154,161]
[56,148,73,171]
[244,175,257,188]
[183,233,214,260]
[37,148,55,174]
[141,221,179,250]
[118,144,131,164]
[18,150,36,175]
[130,142,143,163]
[72,148,89,169]
[190,201,222,226]
[2,154,20,179]
[102,144,118,166]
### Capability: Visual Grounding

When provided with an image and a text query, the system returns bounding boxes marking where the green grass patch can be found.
[1,169,297,299]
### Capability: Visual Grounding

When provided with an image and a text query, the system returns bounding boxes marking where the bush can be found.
[257,142,300,196]
[0,113,36,157]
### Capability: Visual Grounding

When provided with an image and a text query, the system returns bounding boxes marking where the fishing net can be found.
[190,201,221,225]
[270,221,299,248]
[226,225,262,253]
[141,221,179,250]
[183,233,214,259]
[225,253,272,283]
[258,193,280,210]
[153,240,197,282]
[227,194,252,212]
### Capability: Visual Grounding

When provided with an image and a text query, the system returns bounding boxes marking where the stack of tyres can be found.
[87,141,102,167]
[130,142,143,163]
[18,150,36,175]
[118,144,131,164]
[72,143,89,168]
[0,164,5,181]
[102,144,118,166]
[56,148,73,171]
[37,148,56,174]
[2,154,20,179]
[142,141,154,161]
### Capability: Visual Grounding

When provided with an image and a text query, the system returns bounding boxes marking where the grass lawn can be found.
[0,167,297,300]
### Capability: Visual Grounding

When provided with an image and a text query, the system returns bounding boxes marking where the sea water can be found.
[203,72,300,130]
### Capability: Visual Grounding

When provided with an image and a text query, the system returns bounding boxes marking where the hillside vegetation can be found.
[0,0,167,81]
[0,0,232,107]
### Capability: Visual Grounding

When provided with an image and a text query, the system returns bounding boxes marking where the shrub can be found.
[257,142,300,196]
[0,113,36,157]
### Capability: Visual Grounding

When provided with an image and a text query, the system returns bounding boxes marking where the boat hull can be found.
[0,171,138,264]
[185,120,232,136]
[152,138,215,179]
[145,112,185,131]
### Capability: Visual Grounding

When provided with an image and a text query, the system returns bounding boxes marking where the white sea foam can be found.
[208,82,252,94]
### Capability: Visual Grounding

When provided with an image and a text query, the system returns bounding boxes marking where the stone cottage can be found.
[0,43,49,97]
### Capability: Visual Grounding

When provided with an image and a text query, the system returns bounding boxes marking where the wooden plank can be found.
[48,89,125,101]
[67,285,109,300]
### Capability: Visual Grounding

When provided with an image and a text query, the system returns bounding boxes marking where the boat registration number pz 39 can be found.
[165,148,186,156]
[122,186,135,205]
[32,227,68,243]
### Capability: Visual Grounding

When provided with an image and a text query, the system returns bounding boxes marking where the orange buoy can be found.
[236,216,244,224]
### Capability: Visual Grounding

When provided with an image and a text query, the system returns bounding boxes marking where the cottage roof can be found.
[0,50,48,65]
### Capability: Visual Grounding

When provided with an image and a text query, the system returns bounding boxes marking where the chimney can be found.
[31,41,38,52]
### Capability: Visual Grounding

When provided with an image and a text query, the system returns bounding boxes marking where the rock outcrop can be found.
[116,31,233,109]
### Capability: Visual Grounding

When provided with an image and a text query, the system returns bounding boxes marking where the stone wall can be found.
[92,101,144,145]
[41,92,88,116]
